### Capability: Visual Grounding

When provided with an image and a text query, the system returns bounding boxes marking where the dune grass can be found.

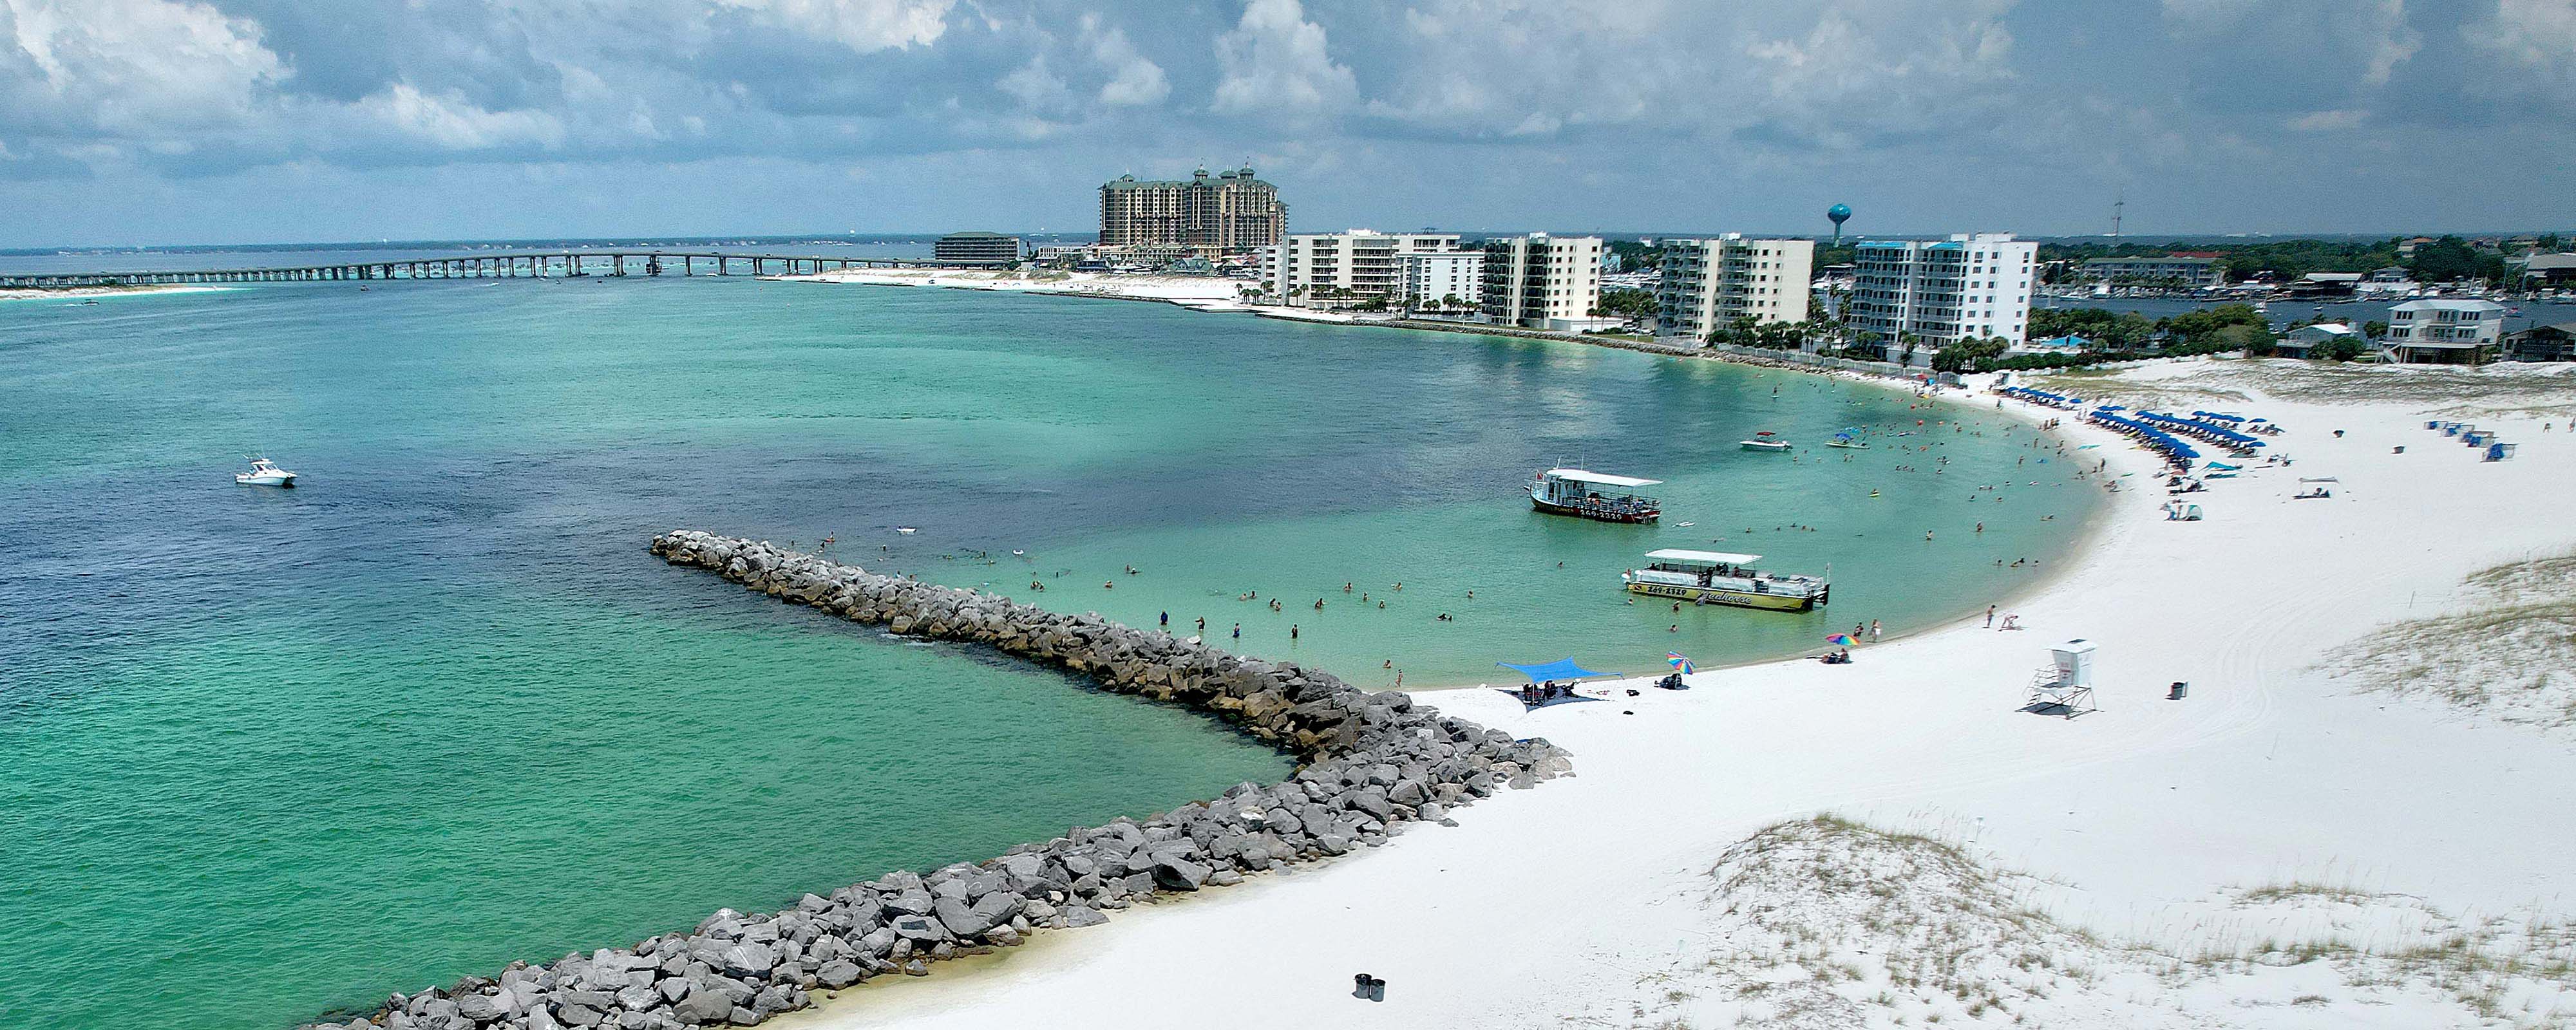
[2322,548,2576,733]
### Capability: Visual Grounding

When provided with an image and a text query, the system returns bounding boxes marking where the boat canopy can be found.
[1543,468,1662,488]
[1498,657,1611,682]
[1643,548,1761,565]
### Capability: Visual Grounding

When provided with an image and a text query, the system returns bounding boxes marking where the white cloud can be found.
[995,53,1067,108]
[2157,0,2261,31]
[354,83,565,149]
[2357,0,2420,86]
[1353,0,2016,148]
[2479,0,2576,64]
[0,0,285,133]
[1211,0,1356,117]
[709,0,954,53]
[2466,0,2576,102]
[2286,108,2367,132]
[1084,16,1167,107]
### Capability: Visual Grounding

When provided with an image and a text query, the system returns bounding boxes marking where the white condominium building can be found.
[1266,230,1464,308]
[1480,234,1605,330]
[1655,234,1815,339]
[1401,250,1484,310]
[1849,233,2038,348]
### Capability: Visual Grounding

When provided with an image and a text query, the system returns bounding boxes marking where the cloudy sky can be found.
[1,0,2569,247]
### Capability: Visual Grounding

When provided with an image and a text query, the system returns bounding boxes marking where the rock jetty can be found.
[304,530,1570,1030]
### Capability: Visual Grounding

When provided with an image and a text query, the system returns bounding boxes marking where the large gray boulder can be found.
[932,897,994,937]
[1152,856,1212,890]
[814,960,864,989]
[889,914,945,942]
[881,889,936,916]
[453,995,504,1023]
[717,942,775,979]
[672,989,733,1025]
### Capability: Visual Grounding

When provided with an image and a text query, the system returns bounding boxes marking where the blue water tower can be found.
[1827,203,1852,243]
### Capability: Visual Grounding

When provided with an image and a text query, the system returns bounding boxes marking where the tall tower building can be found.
[1097,165,1285,255]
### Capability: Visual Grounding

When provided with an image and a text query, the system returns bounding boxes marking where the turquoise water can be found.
[0,277,2095,1028]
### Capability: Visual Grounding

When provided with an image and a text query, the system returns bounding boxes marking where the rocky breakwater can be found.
[303,530,1569,1030]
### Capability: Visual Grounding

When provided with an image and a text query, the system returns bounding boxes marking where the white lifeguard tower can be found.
[2024,639,2098,718]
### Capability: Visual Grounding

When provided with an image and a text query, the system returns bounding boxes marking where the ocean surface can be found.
[0,273,2096,1029]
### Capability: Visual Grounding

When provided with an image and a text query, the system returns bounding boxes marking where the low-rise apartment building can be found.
[2078,256,2221,289]
[1265,230,1464,308]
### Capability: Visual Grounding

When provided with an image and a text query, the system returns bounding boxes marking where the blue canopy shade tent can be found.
[1499,657,1611,682]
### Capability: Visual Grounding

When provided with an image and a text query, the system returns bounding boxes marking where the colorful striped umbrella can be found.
[1826,633,1858,647]
[1665,652,1695,674]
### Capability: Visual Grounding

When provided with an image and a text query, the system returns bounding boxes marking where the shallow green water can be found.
[0,276,2094,1027]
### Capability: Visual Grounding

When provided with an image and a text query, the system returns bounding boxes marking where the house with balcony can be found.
[2382,299,2505,364]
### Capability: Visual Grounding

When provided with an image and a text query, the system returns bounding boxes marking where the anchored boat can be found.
[1740,431,1790,453]
[1528,468,1662,523]
[1622,549,1829,612]
[234,457,297,487]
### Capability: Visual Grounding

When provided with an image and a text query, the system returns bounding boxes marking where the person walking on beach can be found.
[1985,604,1996,628]
[1870,619,1882,642]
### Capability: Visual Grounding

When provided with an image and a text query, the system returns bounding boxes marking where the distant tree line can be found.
[1962,303,2280,371]
[2038,235,2521,285]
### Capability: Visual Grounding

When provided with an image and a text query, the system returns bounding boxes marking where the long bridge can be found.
[0,251,936,289]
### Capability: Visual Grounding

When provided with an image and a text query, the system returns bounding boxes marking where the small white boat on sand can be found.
[235,458,297,487]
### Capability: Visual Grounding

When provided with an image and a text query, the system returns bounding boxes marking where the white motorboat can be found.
[1740,432,1790,453]
[236,458,297,487]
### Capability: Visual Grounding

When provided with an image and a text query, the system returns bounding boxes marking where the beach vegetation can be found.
[2322,547,2576,733]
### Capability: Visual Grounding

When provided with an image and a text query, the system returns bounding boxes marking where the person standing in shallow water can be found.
[1870,619,1882,642]
[1290,624,1300,641]
[1986,604,1996,628]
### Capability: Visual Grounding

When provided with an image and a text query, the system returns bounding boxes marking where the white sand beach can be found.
[781,357,2576,1028]
[0,283,232,302]
[788,267,1249,305]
